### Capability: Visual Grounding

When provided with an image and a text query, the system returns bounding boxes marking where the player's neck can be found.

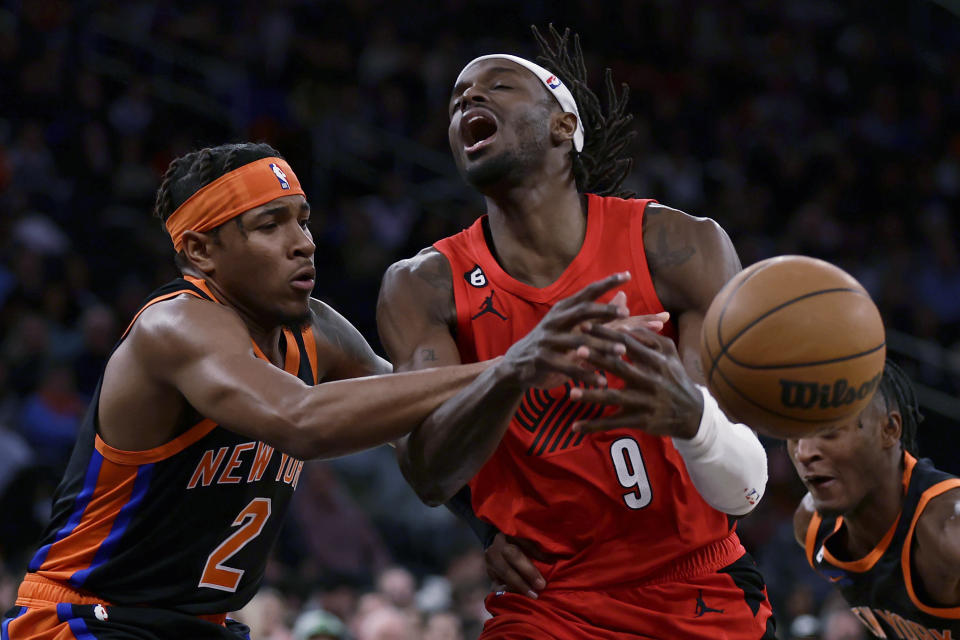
[841,459,905,557]
[186,272,286,366]
[482,180,586,288]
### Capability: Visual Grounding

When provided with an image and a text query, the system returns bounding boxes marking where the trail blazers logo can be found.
[472,291,508,321]
[517,381,606,456]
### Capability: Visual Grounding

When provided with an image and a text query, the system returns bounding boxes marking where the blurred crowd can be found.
[2,1,960,638]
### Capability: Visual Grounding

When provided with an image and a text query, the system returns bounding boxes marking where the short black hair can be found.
[876,359,922,456]
[532,24,636,198]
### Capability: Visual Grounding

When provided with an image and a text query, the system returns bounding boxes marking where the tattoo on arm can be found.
[422,349,437,362]
[651,226,696,268]
[414,254,455,292]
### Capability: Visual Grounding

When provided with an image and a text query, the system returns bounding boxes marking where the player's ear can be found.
[880,410,902,449]
[181,230,218,274]
[550,112,578,148]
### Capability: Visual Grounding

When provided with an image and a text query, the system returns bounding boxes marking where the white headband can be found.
[455,54,584,152]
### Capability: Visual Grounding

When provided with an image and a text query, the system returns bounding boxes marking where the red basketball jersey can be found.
[435,194,739,589]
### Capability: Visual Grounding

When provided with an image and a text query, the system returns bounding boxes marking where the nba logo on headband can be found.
[269,163,290,190]
[546,75,562,89]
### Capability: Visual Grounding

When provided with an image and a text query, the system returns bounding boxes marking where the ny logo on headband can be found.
[269,163,290,190]
[546,75,562,89]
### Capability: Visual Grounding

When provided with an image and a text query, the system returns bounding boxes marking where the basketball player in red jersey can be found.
[790,360,960,638]
[1,143,629,640]
[377,26,774,639]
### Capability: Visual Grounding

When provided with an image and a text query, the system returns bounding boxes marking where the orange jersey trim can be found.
[901,478,960,618]
[282,329,301,375]
[301,326,318,383]
[183,275,223,303]
[807,453,918,573]
[35,459,139,582]
[120,288,207,341]
[94,419,218,466]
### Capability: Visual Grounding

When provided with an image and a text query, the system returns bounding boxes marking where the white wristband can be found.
[671,385,768,516]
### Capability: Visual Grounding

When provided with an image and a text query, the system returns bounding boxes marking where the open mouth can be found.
[461,111,498,153]
[804,475,836,490]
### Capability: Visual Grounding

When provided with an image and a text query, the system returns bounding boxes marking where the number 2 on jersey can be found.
[609,437,652,509]
[199,498,272,592]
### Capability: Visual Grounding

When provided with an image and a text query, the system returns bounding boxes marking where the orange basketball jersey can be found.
[435,194,741,589]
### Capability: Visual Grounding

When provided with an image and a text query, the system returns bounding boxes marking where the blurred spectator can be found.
[423,611,465,640]
[3,2,960,636]
[17,364,85,470]
[822,609,868,640]
[234,587,293,640]
[355,605,418,640]
[292,608,347,640]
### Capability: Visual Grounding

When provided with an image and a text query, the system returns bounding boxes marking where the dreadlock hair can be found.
[532,24,636,198]
[153,142,283,267]
[876,359,923,456]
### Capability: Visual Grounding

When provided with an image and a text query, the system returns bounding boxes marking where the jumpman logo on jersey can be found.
[472,291,508,321]
[694,590,725,617]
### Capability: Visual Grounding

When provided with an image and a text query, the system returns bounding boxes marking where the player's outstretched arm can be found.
[117,295,488,460]
[571,206,768,515]
[377,248,630,506]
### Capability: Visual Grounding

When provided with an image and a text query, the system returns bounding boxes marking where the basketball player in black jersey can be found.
[789,360,960,638]
[1,142,630,640]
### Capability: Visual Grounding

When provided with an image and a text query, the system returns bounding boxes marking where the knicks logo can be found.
[269,163,290,189]
[779,373,881,410]
[546,75,562,89]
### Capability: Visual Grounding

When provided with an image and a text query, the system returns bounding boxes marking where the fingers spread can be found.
[555,272,631,309]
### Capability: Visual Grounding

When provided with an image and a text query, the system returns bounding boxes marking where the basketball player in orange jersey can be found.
[377,26,774,639]
[1,143,631,640]
[790,360,960,638]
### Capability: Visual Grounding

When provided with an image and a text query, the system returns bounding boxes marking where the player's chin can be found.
[808,488,850,518]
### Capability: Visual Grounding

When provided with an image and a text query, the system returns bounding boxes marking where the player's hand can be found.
[485,532,545,599]
[570,324,703,439]
[601,293,669,334]
[501,272,632,389]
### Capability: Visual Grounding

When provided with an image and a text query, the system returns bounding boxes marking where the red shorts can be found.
[480,553,776,640]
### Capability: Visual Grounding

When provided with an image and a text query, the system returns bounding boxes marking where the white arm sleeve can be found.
[671,385,768,516]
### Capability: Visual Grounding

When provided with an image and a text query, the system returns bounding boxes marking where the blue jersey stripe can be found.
[1,606,27,640]
[29,452,105,571]
[56,604,98,640]
[69,463,156,588]
[66,615,99,640]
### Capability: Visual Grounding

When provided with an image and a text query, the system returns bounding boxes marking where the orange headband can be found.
[164,157,305,251]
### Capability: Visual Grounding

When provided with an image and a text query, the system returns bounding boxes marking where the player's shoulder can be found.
[915,484,960,543]
[381,246,453,295]
[127,292,248,358]
[643,202,729,246]
[793,492,817,548]
[642,202,740,311]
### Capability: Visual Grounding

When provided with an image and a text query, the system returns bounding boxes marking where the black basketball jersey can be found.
[805,453,960,638]
[26,277,316,615]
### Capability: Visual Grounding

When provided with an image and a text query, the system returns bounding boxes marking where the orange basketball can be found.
[700,255,886,439]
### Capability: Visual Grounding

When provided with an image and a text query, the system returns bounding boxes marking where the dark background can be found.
[1,2,958,638]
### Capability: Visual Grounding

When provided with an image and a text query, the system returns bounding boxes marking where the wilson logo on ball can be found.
[779,373,882,410]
